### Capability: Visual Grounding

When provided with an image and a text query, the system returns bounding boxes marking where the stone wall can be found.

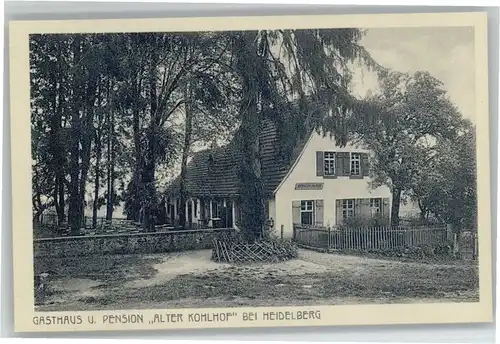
[34,228,234,258]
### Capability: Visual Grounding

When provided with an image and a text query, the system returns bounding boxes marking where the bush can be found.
[434,244,452,256]
[340,215,389,229]
[399,214,443,227]
[361,243,455,261]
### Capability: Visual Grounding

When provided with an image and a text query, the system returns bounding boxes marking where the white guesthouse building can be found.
[165,120,395,238]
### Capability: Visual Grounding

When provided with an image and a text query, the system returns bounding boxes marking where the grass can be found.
[330,248,479,265]
[35,254,162,287]
[95,264,477,303]
[35,250,479,311]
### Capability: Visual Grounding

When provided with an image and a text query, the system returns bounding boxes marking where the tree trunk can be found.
[131,75,142,222]
[142,47,159,232]
[50,59,66,226]
[53,177,62,224]
[92,79,104,229]
[179,82,193,230]
[53,180,61,222]
[233,32,266,240]
[92,137,101,228]
[106,91,115,221]
[79,120,92,229]
[67,124,81,234]
[417,200,428,224]
[390,187,402,227]
[68,36,83,234]
[57,177,65,224]
[142,156,156,231]
[79,77,97,229]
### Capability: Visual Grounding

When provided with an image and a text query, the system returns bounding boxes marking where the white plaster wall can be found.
[274,133,392,238]
[399,199,421,218]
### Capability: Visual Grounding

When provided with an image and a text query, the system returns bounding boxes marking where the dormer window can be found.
[350,153,361,176]
[324,152,336,176]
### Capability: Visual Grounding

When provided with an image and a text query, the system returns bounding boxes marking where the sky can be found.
[350,26,475,123]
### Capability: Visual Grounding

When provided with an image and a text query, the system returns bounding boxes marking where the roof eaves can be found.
[272,130,315,196]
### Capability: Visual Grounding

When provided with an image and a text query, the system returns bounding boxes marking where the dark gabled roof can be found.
[166,119,311,198]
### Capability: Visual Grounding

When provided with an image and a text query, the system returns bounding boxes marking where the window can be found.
[212,200,221,218]
[342,199,355,221]
[300,200,314,225]
[176,199,180,215]
[350,153,361,176]
[324,152,336,176]
[370,198,381,217]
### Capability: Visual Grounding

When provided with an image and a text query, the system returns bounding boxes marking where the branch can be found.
[158,99,186,127]
[194,41,231,74]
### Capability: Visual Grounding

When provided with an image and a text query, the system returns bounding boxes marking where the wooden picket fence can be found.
[293,225,449,251]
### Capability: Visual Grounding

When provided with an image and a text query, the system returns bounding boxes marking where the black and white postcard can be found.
[9,12,492,332]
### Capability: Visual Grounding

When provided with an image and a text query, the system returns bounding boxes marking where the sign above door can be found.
[294,183,324,190]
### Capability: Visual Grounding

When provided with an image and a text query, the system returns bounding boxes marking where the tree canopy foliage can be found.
[31,29,476,237]
[355,70,476,228]
[31,29,380,235]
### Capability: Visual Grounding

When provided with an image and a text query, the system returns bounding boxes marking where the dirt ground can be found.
[35,249,479,311]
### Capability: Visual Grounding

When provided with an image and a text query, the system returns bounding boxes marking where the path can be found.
[35,248,479,311]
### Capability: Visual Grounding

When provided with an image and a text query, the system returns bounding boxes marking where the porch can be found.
[166,196,239,229]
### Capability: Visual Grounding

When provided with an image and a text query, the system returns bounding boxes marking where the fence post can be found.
[327,226,331,251]
[280,225,284,240]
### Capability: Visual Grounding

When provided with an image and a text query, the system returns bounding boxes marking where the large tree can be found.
[410,121,476,229]
[355,70,468,226]
[31,33,137,231]
[176,35,240,229]
[30,34,72,226]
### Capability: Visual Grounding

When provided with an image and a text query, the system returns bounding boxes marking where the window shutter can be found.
[336,152,351,176]
[335,199,342,226]
[382,198,390,225]
[342,153,351,175]
[292,201,301,224]
[336,153,344,176]
[316,151,324,176]
[362,153,370,177]
[315,200,324,227]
